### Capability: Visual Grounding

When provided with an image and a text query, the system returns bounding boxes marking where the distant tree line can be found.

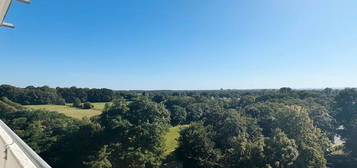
[0,85,65,105]
[0,85,114,105]
[57,87,114,103]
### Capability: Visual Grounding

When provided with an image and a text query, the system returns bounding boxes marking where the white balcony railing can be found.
[0,120,51,168]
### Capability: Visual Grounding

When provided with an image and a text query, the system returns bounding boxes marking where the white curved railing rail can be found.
[0,120,51,168]
[0,0,31,28]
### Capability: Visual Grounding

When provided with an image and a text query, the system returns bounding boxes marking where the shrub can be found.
[54,97,66,105]
[73,98,82,108]
[82,102,94,109]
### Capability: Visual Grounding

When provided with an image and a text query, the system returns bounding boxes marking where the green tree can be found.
[346,124,357,158]
[98,98,170,168]
[84,145,112,168]
[334,89,357,157]
[264,129,299,168]
[334,88,357,125]
[82,102,94,109]
[54,97,66,105]
[73,98,82,108]
[279,87,293,95]
[186,103,208,123]
[170,105,187,126]
[176,123,222,168]
[238,95,256,108]
[224,132,265,168]
[273,105,329,168]
[177,106,266,168]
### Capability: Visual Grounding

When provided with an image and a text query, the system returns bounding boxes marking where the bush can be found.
[82,102,94,109]
[73,98,82,108]
[54,97,66,105]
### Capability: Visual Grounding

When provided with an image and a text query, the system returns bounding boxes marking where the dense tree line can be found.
[57,87,114,103]
[152,88,352,168]
[0,85,65,105]
[176,102,330,168]
[0,85,114,105]
[2,86,357,167]
[103,87,354,167]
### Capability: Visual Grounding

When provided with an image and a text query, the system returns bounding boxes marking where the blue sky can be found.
[1,0,357,90]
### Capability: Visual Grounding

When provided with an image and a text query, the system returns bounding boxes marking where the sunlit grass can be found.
[91,102,110,111]
[164,125,189,156]
[25,103,108,119]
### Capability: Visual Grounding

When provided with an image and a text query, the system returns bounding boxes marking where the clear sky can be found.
[1,0,357,90]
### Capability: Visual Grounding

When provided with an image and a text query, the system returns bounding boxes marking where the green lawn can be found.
[25,103,108,119]
[92,102,110,111]
[164,125,189,156]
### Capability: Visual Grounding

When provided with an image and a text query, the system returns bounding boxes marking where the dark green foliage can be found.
[0,87,350,167]
[165,96,194,107]
[237,95,256,108]
[44,121,103,168]
[82,102,94,109]
[177,102,330,168]
[56,87,89,103]
[97,98,170,168]
[8,110,82,155]
[56,87,114,103]
[0,85,115,105]
[170,105,187,126]
[0,85,63,105]
[83,145,112,168]
[334,88,357,125]
[279,87,293,95]
[73,98,82,108]
[264,129,299,168]
[73,100,93,109]
[346,123,357,158]
[306,102,336,139]
[224,133,265,168]
[0,97,24,112]
[0,98,83,159]
[268,105,329,168]
[177,123,221,168]
[334,88,357,158]
[346,125,357,158]
[88,88,114,102]
[54,97,66,105]
[177,107,266,168]
[152,94,167,103]
[186,103,208,123]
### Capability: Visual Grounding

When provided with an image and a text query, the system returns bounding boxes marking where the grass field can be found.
[164,125,189,156]
[91,102,109,111]
[25,103,108,119]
